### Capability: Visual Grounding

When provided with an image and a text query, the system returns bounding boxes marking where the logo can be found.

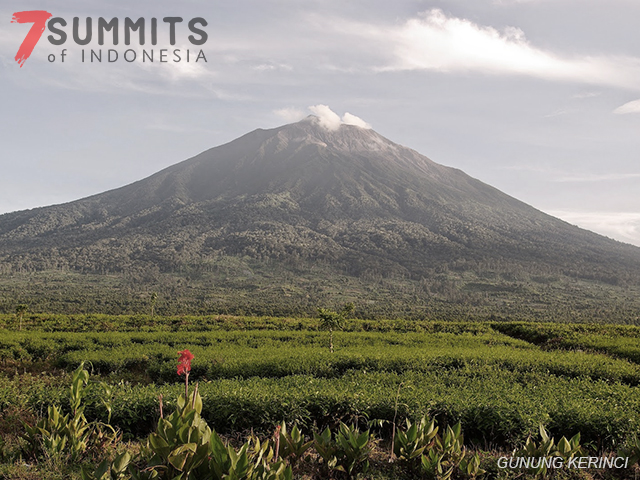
[12,11,52,67]
[11,11,208,67]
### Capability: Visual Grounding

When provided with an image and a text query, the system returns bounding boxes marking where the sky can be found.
[1,0,640,246]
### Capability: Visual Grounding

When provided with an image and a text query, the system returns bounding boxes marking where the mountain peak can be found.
[268,115,400,156]
[299,114,371,131]
[299,105,373,131]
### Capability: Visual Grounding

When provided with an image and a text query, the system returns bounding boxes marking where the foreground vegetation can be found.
[1,315,640,478]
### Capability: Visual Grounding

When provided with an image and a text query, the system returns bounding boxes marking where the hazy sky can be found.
[1,0,640,246]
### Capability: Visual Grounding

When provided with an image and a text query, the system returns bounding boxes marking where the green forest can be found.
[2,262,640,324]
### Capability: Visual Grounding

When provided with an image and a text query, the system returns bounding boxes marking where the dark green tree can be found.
[150,292,158,317]
[15,304,27,331]
[317,303,355,353]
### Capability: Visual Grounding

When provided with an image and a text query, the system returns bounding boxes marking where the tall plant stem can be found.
[390,382,404,462]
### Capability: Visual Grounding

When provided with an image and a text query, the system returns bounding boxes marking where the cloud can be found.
[544,109,569,118]
[501,165,640,183]
[8,6,640,101]
[553,173,640,183]
[274,107,307,123]
[253,62,293,72]
[339,9,640,90]
[342,112,371,129]
[307,105,372,130]
[572,91,601,99]
[389,10,551,74]
[1,38,225,100]
[546,210,640,246]
[613,99,640,114]
[309,104,342,130]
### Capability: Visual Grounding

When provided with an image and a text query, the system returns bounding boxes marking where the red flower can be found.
[177,349,194,376]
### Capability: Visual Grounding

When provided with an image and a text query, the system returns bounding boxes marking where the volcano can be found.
[1,116,639,318]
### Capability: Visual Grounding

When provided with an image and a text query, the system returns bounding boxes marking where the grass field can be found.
[1,314,640,479]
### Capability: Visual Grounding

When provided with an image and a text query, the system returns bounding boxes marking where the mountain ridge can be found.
[1,116,639,318]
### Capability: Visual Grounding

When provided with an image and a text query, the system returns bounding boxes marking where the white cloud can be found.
[343,9,640,90]
[547,210,640,246]
[553,173,640,183]
[613,99,640,114]
[544,109,569,118]
[572,91,601,99]
[502,165,640,183]
[389,11,551,74]
[253,62,293,72]
[274,107,307,123]
[7,7,640,100]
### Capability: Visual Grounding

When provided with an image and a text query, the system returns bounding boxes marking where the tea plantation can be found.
[1,314,640,479]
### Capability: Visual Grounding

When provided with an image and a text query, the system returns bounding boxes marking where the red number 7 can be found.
[12,10,53,67]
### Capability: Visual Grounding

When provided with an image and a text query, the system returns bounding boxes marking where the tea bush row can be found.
[493,322,640,364]
[3,369,639,449]
[65,341,640,386]
[4,330,640,386]
[0,313,497,334]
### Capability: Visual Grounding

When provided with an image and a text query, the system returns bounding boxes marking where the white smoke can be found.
[274,104,372,130]
[308,104,372,130]
[308,104,342,130]
[342,112,371,129]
